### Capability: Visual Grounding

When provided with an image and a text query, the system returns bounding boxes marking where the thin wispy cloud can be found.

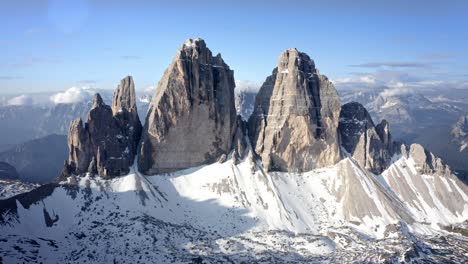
[0,75,22,80]
[419,52,459,60]
[24,27,47,36]
[2,56,64,68]
[120,55,142,60]
[77,79,98,84]
[334,69,468,93]
[349,61,429,68]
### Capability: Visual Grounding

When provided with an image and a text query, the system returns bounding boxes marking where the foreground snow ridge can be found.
[1,153,467,262]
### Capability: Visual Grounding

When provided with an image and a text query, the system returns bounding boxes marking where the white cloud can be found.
[333,75,377,86]
[379,87,414,97]
[144,85,156,94]
[235,80,261,93]
[50,87,94,104]
[7,94,33,106]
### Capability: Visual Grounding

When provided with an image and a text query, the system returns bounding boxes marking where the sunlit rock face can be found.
[138,38,237,174]
[248,48,342,172]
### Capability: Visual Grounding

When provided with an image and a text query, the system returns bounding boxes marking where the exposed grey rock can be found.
[451,115,468,152]
[65,76,142,178]
[112,76,142,157]
[248,48,342,172]
[338,86,468,172]
[0,162,19,180]
[403,143,451,176]
[232,116,248,164]
[138,38,237,174]
[338,102,393,174]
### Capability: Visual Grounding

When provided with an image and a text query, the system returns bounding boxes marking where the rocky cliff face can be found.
[338,102,393,174]
[400,143,451,176]
[248,48,341,172]
[452,115,468,152]
[0,162,19,180]
[112,76,142,157]
[138,38,237,174]
[64,76,142,178]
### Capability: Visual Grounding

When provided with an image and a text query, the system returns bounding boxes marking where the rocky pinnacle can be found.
[64,76,142,178]
[138,38,237,174]
[248,48,342,172]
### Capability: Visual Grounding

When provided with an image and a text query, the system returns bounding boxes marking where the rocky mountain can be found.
[138,38,238,174]
[338,86,468,172]
[452,115,468,152]
[338,102,394,174]
[0,90,151,149]
[0,162,19,180]
[0,134,67,183]
[248,48,341,172]
[64,76,142,178]
[0,40,467,263]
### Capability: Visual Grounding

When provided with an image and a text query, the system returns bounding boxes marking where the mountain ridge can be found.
[0,38,467,263]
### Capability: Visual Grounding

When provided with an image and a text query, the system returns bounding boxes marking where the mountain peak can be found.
[65,77,142,178]
[91,93,105,108]
[248,49,341,172]
[338,101,393,174]
[112,75,137,114]
[183,38,206,49]
[138,38,238,174]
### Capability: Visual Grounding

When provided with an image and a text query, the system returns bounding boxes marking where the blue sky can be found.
[1,0,468,93]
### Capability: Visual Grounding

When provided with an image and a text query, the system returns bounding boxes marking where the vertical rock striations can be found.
[401,143,451,176]
[112,76,142,157]
[64,76,142,178]
[248,48,342,172]
[452,115,468,152]
[338,102,393,174]
[138,38,237,174]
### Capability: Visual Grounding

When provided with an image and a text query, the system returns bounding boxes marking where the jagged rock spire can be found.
[112,75,138,114]
[248,48,342,172]
[402,143,451,176]
[338,102,393,174]
[112,76,142,155]
[92,93,105,108]
[64,76,142,178]
[138,38,237,174]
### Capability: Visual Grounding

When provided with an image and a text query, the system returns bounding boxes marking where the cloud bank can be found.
[50,87,94,104]
[7,95,33,106]
[235,80,261,93]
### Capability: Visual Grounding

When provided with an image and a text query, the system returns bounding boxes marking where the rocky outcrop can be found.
[138,38,237,174]
[112,76,142,156]
[400,143,451,176]
[0,162,19,180]
[232,116,248,164]
[338,102,393,174]
[64,76,142,178]
[248,48,341,172]
[452,115,468,152]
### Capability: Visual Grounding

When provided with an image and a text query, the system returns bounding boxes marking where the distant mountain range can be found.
[336,86,468,172]
[0,38,466,263]
[0,90,151,148]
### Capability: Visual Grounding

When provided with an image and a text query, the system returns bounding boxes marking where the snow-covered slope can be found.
[1,150,467,263]
[0,179,38,200]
